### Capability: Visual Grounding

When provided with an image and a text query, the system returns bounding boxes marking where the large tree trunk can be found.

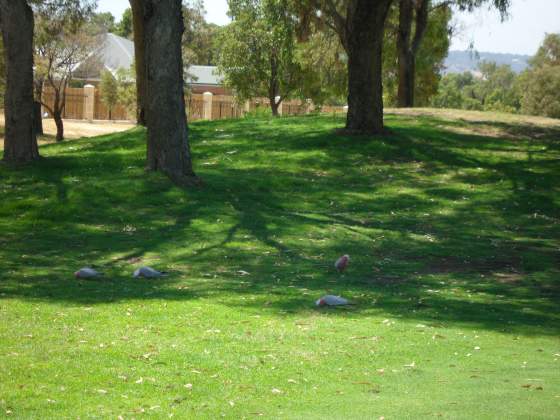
[0,0,39,163]
[33,78,44,135]
[141,0,198,185]
[33,101,44,136]
[130,0,147,126]
[397,0,428,108]
[344,0,393,134]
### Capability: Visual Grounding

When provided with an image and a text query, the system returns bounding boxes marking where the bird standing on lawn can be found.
[74,267,103,279]
[316,295,351,306]
[133,266,167,278]
[334,254,350,272]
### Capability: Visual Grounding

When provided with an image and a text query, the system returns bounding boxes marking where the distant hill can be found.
[443,50,531,75]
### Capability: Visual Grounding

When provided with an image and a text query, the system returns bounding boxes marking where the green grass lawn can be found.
[1,111,559,418]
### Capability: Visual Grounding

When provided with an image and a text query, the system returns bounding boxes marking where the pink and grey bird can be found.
[334,254,350,272]
[74,267,103,279]
[133,266,167,278]
[315,295,350,306]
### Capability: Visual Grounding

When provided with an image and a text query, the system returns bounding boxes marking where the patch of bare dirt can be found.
[0,113,135,150]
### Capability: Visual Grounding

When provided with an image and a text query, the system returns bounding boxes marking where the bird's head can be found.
[316,298,325,307]
[74,271,79,278]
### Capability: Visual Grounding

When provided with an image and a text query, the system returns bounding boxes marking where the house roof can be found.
[74,33,223,86]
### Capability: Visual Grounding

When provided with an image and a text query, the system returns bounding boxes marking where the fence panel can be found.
[186,94,204,121]
[94,90,130,120]
[42,87,85,119]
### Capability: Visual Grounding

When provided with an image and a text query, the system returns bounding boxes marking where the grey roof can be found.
[73,33,223,85]
[102,33,135,74]
[185,65,223,85]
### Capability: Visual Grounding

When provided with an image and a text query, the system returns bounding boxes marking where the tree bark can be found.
[130,0,147,126]
[33,78,44,135]
[0,0,39,163]
[33,101,44,136]
[52,89,64,141]
[141,0,198,185]
[53,111,64,141]
[343,0,393,134]
[397,0,429,108]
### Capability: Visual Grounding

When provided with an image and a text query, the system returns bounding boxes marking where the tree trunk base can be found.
[334,127,391,136]
[146,166,203,188]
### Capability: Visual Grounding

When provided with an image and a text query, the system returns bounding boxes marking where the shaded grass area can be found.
[1,112,559,418]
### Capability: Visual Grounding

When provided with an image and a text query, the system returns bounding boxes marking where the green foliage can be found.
[100,70,118,119]
[217,0,303,104]
[431,62,519,113]
[432,33,560,118]
[518,33,560,118]
[115,64,137,117]
[114,7,133,39]
[1,112,560,417]
[294,28,347,105]
[182,1,222,66]
[88,11,116,34]
[383,2,452,106]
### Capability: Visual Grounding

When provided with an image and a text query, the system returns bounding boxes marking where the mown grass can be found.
[1,111,559,418]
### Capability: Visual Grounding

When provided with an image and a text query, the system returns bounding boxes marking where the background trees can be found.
[518,33,560,118]
[217,0,303,116]
[100,70,118,120]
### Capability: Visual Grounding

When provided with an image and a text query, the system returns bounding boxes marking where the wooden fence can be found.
[41,86,342,122]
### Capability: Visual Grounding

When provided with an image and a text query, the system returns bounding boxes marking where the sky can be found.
[97,0,560,56]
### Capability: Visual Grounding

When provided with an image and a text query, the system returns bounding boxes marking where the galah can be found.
[133,266,167,278]
[315,295,350,306]
[334,254,350,272]
[74,267,103,279]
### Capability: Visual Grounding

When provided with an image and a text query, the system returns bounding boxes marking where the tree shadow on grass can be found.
[0,115,558,336]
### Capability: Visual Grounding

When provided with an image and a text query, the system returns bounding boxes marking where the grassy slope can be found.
[0,112,559,418]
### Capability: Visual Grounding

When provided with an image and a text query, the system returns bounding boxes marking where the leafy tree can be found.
[384,1,451,107]
[182,1,221,66]
[34,1,96,141]
[296,0,394,134]
[217,0,303,116]
[90,11,116,34]
[295,28,347,106]
[115,63,137,117]
[100,70,118,120]
[519,33,560,118]
[115,7,133,39]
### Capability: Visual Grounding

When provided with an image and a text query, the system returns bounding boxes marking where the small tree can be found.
[116,64,137,119]
[218,0,303,116]
[34,2,96,141]
[100,70,118,120]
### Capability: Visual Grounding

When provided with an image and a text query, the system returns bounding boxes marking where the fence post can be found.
[83,84,95,122]
[244,100,251,115]
[203,92,213,120]
[275,96,283,116]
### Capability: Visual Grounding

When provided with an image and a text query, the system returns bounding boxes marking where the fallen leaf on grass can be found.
[184,383,193,390]
[271,388,282,394]
[353,381,374,385]
[404,362,416,368]
[98,389,108,394]
[135,377,144,384]
[521,384,532,388]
